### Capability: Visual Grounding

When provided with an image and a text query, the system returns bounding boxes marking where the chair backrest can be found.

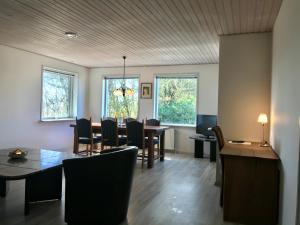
[125,117,136,123]
[103,117,115,121]
[76,117,92,139]
[63,147,138,225]
[146,118,160,126]
[126,120,144,149]
[101,118,118,146]
[212,126,225,151]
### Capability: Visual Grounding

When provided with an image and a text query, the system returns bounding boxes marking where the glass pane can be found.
[105,78,139,118]
[156,77,197,125]
[42,70,73,119]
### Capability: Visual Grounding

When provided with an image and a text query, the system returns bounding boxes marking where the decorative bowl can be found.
[8,148,28,159]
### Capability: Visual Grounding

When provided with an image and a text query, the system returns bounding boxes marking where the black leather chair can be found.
[126,120,147,167]
[101,118,127,151]
[63,147,138,225]
[76,117,101,155]
[211,126,225,207]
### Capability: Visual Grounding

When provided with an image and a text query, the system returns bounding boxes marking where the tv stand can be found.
[189,134,217,162]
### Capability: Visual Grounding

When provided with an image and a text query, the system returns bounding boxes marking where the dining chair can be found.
[101,118,127,151]
[126,120,147,168]
[63,147,138,225]
[145,118,160,126]
[211,125,225,207]
[212,126,225,150]
[103,117,116,121]
[124,117,136,123]
[75,117,101,155]
[146,118,160,158]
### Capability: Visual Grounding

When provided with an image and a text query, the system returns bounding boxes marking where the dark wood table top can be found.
[70,122,169,132]
[220,143,279,160]
[0,148,81,180]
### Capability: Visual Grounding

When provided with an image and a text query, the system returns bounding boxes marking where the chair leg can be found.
[76,142,80,154]
[90,144,93,155]
[156,142,160,158]
[152,142,159,159]
[93,143,98,151]
[86,144,89,155]
[220,183,223,207]
[220,161,224,207]
[141,148,145,168]
[158,145,160,158]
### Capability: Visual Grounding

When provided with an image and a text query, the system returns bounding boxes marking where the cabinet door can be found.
[223,156,257,224]
[254,159,279,225]
[223,156,278,225]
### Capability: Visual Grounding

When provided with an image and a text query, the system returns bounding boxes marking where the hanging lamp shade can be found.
[113,56,134,97]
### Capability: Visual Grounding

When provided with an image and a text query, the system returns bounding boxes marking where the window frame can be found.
[40,66,78,122]
[102,74,140,119]
[153,73,199,127]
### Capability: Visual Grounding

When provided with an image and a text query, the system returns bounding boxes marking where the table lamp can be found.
[257,113,269,147]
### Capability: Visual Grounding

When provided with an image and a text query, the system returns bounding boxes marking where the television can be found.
[196,114,217,137]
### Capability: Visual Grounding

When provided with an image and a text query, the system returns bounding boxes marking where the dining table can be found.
[0,148,81,215]
[70,123,169,168]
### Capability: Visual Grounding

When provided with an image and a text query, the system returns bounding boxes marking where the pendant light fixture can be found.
[113,56,134,97]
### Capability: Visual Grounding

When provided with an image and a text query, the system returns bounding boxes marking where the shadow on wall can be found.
[272,126,283,224]
[296,117,300,225]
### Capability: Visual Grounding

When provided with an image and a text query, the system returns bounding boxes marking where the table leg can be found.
[73,127,78,154]
[25,166,62,215]
[160,131,165,161]
[0,178,8,197]
[210,141,217,162]
[147,132,154,169]
[194,140,204,158]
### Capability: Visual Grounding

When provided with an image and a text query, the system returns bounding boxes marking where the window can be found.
[154,74,198,126]
[41,68,76,121]
[103,77,139,118]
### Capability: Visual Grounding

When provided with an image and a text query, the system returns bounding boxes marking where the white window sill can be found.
[40,118,76,122]
[161,123,196,128]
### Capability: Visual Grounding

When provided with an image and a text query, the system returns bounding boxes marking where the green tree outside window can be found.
[155,76,197,125]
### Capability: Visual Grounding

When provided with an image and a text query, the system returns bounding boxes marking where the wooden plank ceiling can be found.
[0,0,282,67]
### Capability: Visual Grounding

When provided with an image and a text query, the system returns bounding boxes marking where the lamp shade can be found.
[258,113,268,124]
[113,88,123,96]
[112,56,134,97]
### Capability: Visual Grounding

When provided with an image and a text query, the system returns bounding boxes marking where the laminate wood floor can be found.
[0,153,240,225]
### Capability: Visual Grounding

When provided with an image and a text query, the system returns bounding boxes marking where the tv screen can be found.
[196,114,217,137]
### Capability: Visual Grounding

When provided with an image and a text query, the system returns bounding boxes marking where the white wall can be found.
[89,64,219,153]
[218,33,272,142]
[270,0,300,224]
[0,45,89,151]
[0,45,218,154]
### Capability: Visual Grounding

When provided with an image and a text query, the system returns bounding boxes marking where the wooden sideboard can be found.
[220,143,279,225]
